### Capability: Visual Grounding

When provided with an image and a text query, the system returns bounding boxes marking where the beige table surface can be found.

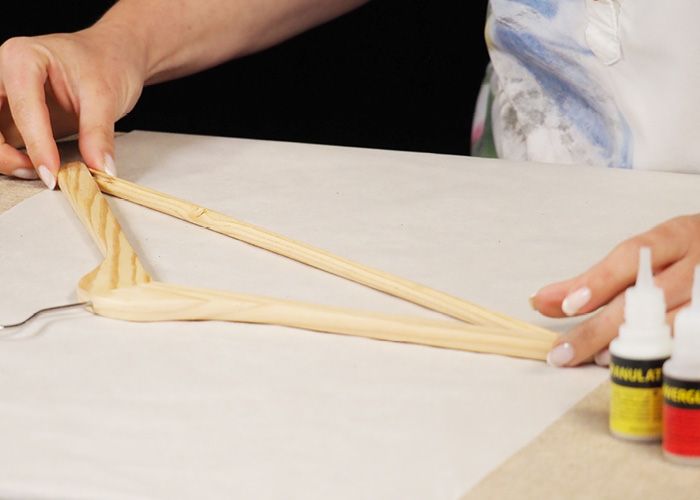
[2,163,699,499]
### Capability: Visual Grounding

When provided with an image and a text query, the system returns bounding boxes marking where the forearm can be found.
[91,0,369,85]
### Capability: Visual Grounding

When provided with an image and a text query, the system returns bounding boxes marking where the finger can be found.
[594,348,610,367]
[533,220,692,318]
[77,83,117,176]
[0,142,35,178]
[0,96,34,178]
[655,257,699,311]
[2,40,60,189]
[0,93,24,148]
[550,260,694,367]
[666,302,687,333]
[546,293,625,367]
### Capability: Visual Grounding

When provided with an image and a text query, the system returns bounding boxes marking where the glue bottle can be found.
[662,265,700,465]
[609,247,672,441]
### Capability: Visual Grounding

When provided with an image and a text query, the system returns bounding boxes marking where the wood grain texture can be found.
[90,282,552,360]
[57,162,551,360]
[57,162,152,300]
[90,169,556,342]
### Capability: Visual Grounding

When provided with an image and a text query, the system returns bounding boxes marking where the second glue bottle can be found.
[609,247,672,441]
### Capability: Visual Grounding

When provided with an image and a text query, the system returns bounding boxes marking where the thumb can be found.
[77,88,117,176]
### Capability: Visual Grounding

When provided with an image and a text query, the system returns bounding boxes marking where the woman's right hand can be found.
[0,24,148,188]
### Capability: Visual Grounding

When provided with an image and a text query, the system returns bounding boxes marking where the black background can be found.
[1,1,489,155]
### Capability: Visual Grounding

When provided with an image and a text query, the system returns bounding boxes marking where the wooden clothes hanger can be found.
[57,162,557,360]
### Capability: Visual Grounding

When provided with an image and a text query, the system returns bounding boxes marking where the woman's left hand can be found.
[531,214,700,367]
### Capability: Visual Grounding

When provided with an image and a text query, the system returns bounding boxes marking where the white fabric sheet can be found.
[2,131,697,499]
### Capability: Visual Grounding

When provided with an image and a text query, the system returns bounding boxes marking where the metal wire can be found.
[0,302,89,329]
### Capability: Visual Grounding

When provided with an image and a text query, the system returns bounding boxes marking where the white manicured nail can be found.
[103,153,117,177]
[561,286,592,316]
[547,342,575,367]
[594,349,611,367]
[12,168,38,180]
[37,165,56,190]
[528,292,538,310]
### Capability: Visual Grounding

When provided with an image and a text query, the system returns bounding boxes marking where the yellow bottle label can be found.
[609,355,666,439]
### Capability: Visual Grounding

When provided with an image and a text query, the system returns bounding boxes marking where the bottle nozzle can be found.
[636,247,653,288]
[621,246,668,335]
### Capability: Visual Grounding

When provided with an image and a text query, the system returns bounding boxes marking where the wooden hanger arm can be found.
[90,168,556,342]
[88,282,552,360]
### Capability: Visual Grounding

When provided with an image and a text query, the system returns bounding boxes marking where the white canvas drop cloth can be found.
[2,131,695,499]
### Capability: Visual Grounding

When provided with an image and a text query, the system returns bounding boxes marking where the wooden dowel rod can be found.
[90,169,556,342]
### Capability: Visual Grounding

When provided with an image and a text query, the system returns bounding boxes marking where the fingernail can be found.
[529,292,538,310]
[547,342,575,367]
[37,165,56,190]
[594,349,611,367]
[12,168,38,180]
[103,153,117,177]
[561,286,592,316]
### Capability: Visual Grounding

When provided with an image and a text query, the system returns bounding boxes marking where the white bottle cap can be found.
[671,266,700,364]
